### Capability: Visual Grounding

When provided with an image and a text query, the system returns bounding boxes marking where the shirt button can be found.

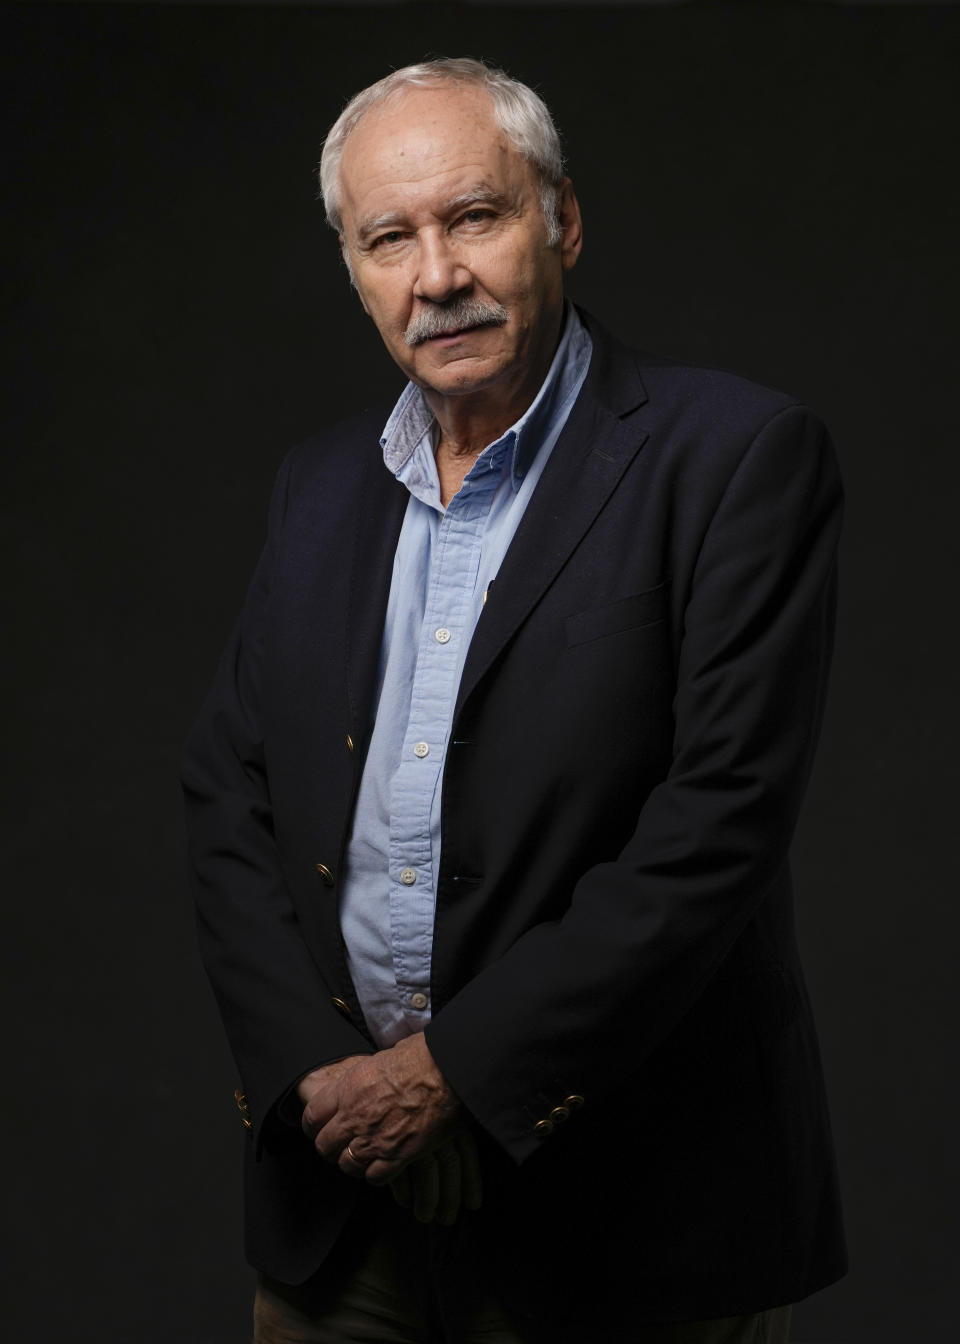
[434,627,451,644]
[400,868,417,886]
[411,992,428,1010]
[413,741,429,758]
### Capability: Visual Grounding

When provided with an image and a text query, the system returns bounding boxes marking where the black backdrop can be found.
[4,3,958,1341]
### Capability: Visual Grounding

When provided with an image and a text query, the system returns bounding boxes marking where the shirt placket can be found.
[387,465,502,1030]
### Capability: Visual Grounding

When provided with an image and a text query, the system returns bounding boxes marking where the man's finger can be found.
[337,1141,373,1178]
[312,1115,352,1163]
[301,1085,342,1141]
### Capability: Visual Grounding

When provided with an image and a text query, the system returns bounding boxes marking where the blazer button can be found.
[331,996,352,1018]
[563,1094,585,1111]
[549,1105,570,1124]
[533,1119,554,1138]
[346,734,355,754]
[234,1089,252,1131]
[316,863,335,887]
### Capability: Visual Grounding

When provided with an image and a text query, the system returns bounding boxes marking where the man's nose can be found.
[413,232,472,303]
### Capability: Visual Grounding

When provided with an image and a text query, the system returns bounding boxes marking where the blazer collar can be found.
[345,445,408,752]
[574,305,649,423]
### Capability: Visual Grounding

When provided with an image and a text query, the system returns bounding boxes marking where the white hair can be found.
[319,57,566,247]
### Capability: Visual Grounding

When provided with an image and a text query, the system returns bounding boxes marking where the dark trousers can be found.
[253,1191,793,1344]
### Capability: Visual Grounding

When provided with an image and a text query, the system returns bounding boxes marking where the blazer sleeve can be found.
[180,450,371,1152]
[424,404,844,1162]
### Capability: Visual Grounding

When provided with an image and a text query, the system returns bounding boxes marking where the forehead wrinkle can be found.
[340,88,536,245]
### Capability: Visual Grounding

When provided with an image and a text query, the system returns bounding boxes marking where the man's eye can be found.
[372,231,404,248]
[462,209,493,224]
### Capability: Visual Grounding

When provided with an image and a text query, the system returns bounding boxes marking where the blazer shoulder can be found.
[578,309,825,445]
[281,402,394,488]
[263,400,408,548]
[642,351,798,408]
[638,355,838,502]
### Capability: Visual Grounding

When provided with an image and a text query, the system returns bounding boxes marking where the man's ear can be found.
[556,179,583,273]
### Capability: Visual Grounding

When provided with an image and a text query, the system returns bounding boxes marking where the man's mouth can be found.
[425,323,483,342]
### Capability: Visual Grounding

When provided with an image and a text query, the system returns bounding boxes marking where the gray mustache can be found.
[404,298,509,347]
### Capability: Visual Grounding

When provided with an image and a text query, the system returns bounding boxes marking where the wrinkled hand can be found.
[296,1055,368,1107]
[389,1126,483,1225]
[301,1033,458,1185]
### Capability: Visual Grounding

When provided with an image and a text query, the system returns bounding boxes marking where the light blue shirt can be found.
[339,306,593,1048]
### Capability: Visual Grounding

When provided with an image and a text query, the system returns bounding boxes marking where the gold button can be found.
[346,734,355,753]
[331,996,351,1018]
[234,1089,252,1129]
[549,1106,570,1124]
[316,863,335,886]
[563,1094,585,1111]
[533,1119,554,1138]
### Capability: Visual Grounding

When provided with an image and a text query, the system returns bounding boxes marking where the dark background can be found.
[3,2,958,1341]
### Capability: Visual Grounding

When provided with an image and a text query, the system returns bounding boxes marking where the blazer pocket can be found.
[565,581,669,647]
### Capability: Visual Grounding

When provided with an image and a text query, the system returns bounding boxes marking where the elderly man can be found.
[183,57,846,1344]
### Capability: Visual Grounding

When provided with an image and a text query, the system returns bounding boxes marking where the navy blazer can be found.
[182,312,846,1328]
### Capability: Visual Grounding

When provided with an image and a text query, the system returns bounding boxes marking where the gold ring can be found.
[344,1143,363,1165]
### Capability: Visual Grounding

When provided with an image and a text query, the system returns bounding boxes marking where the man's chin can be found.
[411,354,506,399]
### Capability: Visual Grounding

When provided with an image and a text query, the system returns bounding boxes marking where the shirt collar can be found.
[380,304,591,498]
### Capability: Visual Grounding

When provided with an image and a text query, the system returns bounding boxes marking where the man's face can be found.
[337,84,582,409]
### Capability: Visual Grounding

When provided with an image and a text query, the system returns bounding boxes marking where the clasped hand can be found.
[299,1033,482,1225]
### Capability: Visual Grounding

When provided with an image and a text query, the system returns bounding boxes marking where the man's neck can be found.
[430,372,541,508]
[430,389,531,508]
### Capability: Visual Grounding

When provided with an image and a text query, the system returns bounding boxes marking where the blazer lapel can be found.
[454,318,650,722]
[345,446,408,752]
